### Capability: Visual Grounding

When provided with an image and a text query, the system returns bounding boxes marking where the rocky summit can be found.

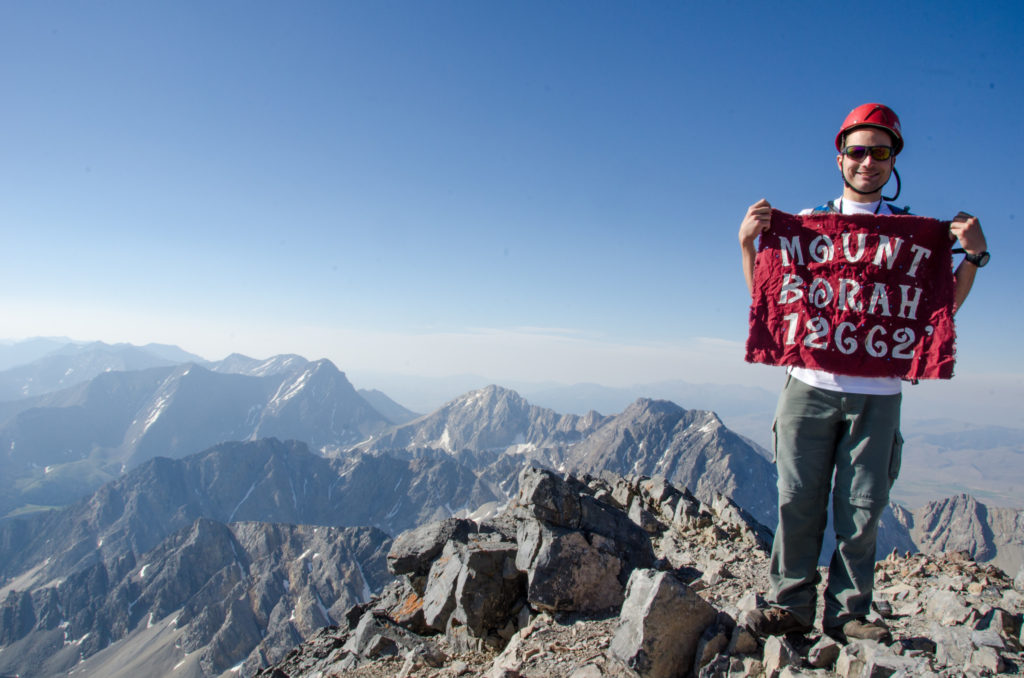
[256,466,1024,678]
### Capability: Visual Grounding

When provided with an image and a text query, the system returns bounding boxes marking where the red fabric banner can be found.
[745,209,956,380]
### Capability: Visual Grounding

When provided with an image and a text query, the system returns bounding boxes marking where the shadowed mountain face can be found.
[910,493,1024,575]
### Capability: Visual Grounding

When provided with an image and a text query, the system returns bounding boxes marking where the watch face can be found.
[968,251,990,267]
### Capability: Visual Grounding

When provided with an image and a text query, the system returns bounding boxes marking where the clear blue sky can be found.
[2,2,1022,421]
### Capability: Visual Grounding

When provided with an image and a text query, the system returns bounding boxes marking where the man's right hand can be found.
[739,199,772,296]
[739,198,772,246]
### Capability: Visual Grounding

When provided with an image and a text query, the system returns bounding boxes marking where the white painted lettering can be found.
[868,283,891,317]
[804,317,828,348]
[907,244,932,278]
[892,328,916,359]
[841,232,867,262]
[898,285,923,320]
[783,313,800,345]
[838,279,862,312]
[872,235,904,269]
[809,235,835,263]
[834,321,858,355]
[809,278,834,308]
[779,273,805,304]
[779,236,803,266]
[865,325,888,357]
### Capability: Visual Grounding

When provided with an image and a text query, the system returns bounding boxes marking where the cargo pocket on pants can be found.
[888,430,904,486]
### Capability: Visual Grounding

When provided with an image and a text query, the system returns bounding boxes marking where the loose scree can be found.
[745,209,956,380]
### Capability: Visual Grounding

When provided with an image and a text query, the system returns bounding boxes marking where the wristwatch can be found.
[953,248,990,267]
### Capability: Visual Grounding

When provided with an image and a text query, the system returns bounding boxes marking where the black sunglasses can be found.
[843,145,893,161]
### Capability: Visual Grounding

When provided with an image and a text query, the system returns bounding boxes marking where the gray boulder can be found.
[515,518,627,614]
[610,568,717,678]
[387,517,479,578]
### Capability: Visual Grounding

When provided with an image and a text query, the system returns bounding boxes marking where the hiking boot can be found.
[825,617,892,644]
[742,607,813,637]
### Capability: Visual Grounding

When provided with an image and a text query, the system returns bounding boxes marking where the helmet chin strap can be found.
[882,168,901,202]
[842,167,901,202]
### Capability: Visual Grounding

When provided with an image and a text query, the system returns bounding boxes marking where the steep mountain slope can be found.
[564,398,777,527]
[249,359,386,450]
[910,493,1024,575]
[364,384,605,454]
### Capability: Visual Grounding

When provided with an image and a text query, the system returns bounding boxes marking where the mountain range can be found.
[0,438,394,678]
[0,338,1021,677]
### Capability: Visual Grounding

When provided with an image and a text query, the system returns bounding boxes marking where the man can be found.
[737,103,988,643]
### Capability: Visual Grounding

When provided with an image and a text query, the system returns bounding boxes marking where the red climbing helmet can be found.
[835,103,903,155]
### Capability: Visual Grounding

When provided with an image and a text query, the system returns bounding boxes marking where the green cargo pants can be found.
[769,375,903,628]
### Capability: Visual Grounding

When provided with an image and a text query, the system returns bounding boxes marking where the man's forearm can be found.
[741,241,757,296]
[953,261,978,312]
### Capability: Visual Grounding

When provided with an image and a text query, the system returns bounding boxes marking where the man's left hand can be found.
[950,211,987,254]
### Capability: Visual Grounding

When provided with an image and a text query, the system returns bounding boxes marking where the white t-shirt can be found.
[788,197,903,396]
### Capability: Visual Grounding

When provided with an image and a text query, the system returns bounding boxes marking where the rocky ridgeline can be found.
[257,466,1024,678]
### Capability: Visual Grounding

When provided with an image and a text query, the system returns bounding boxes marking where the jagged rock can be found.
[514,462,590,526]
[516,518,626,613]
[255,470,1024,678]
[971,626,1006,650]
[865,651,927,676]
[638,475,680,506]
[516,467,654,569]
[727,624,759,656]
[375,579,431,635]
[928,621,974,669]
[975,606,1021,650]
[777,669,819,678]
[601,472,636,510]
[387,518,479,578]
[731,657,765,677]
[807,635,840,668]
[762,635,800,677]
[834,639,883,678]
[710,493,773,548]
[343,614,399,659]
[673,488,708,530]
[610,568,717,678]
[970,644,1006,673]
[512,467,653,614]
[447,540,524,639]
[692,622,730,674]
[701,560,733,587]
[925,588,973,625]
[630,495,665,534]
[966,647,999,675]
[422,542,467,631]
